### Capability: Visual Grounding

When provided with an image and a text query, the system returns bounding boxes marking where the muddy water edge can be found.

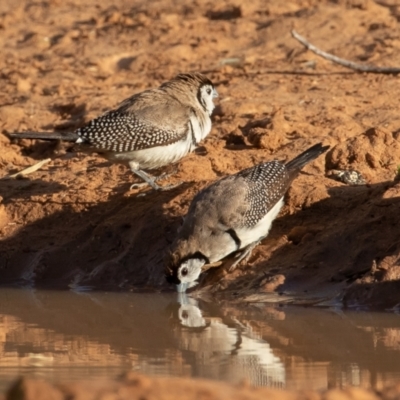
[1,289,400,395]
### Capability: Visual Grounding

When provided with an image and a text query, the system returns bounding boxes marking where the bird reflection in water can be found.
[171,294,286,387]
[177,294,207,328]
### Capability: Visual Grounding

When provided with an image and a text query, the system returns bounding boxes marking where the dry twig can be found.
[291,30,400,74]
[4,158,51,179]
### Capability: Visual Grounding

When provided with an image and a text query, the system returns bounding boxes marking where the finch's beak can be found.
[212,88,218,98]
[176,282,189,293]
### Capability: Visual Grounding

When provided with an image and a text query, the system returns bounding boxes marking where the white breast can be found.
[190,113,212,144]
[109,133,193,170]
[235,197,285,249]
[205,197,284,264]
[105,114,211,170]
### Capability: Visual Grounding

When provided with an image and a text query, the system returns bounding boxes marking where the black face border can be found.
[196,83,215,113]
[177,251,210,266]
[225,228,241,249]
[165,251,210,285]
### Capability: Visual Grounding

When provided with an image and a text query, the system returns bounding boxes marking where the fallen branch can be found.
[291,30,400,74]
[4,158,51,179]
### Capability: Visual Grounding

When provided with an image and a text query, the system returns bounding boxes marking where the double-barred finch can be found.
[165,143,330,292]
[8,73,218,191]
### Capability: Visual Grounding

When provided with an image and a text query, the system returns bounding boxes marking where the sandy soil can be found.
[1,0,400,308]
[4,373,400,400]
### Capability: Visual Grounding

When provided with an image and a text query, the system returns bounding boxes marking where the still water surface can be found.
[0,288,399,393]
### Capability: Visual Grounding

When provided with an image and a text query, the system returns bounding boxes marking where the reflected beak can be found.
[212,88,218,98]
[176,282,188,293]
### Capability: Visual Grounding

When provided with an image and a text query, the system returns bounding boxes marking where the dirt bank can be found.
[1,0,400,307]
[5,373,400,400]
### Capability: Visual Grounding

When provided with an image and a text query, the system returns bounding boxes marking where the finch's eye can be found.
[206,88,211,95]
[181,267,188,276]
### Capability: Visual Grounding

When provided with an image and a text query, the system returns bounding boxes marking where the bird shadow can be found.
[8,137,74,160]
[6,101,89,160]
[0,177,67,204]
[0,181,192,290]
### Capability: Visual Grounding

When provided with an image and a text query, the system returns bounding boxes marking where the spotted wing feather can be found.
[186,161,289,234]
[76,98,192,152]
[235,161,290,227]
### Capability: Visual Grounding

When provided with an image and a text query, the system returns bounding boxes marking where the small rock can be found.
[328,169,366,185]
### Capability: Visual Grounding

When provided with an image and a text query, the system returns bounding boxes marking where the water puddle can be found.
[0,288,399,393]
